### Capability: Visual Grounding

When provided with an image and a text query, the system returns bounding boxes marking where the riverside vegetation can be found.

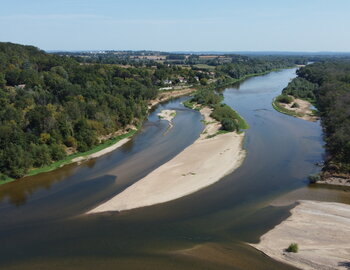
[276,61,350,180]
[185,89,249,133]
[0,42,302,182]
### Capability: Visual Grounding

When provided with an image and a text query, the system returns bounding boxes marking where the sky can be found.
[0,0,349,52]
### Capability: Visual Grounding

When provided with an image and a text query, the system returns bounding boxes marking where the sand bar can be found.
[252,200,350,270]
[88,107,245,213]
[72,138,131,163]
[158,109,176,129]
[280,98,318,122]
[148,88,195,109]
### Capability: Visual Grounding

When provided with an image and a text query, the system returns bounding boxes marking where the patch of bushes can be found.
[308,173,321,183]
[211,104,248,132]
[291,102,300,108]
[276,94,294,104]
[286,243,299,253]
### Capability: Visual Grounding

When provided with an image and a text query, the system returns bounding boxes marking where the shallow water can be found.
[0,69,348,269]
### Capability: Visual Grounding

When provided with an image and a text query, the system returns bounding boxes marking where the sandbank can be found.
[252,200,350,270]
[88,107,245,213]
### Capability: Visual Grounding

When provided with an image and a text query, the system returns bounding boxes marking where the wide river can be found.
[0,68,349,270]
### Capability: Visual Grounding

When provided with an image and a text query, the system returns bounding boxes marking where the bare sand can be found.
[148,88,195,109]
[158,109,176,129]
[252,200,350,270]
[88,107,245,213]
[199,107,221,139]
[72,138,131,164]
[317,176,350,187]
[280,98,318,122]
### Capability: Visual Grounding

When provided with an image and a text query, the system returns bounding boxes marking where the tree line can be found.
[283,61,350,175]
[0,42,301,180]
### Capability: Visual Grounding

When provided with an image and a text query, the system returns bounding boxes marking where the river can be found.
[0,68,349,270]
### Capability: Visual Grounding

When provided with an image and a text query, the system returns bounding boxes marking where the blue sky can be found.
[0,0,349,51]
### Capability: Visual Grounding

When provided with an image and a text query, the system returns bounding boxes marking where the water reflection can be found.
[0,164,77,206]
[0,70,348,270]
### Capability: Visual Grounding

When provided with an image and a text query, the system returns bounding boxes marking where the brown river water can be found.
[0,68,349,269]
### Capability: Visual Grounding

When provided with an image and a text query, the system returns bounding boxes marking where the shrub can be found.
[276,94,293,104]
[221,118,238,132]
[286,243,299,253]
[65,136,77,148]
[291,102,300,108]
[308,174,321,183]
[50,144,67,161]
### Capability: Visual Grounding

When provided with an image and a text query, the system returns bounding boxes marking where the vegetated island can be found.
[272,94,318,122]
[252,200,350,270]
[88,89,248,213]
[0,42,302,185]
[273,61,350,187]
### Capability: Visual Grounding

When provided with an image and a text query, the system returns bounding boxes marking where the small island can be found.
[272,94,318,122]
[157,109,177,128]
[88,89,248,213]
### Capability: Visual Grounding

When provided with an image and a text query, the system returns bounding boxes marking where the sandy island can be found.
[158,109,176,129]
[88,107,246,213]
[252,200,350,270]
[280,98,318,122]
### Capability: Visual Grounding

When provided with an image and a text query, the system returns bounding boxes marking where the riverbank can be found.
[88,106,246,213]
[315,175,350,187]
[148,88,196,109]
[252,200,350,270]
[272,96,318,122]
[0,88,197,186]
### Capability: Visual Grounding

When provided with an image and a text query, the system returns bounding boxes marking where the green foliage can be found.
[192,89,222,106]
[200,78,208,85]
[212,104,249,131]
[276,94,293,104]
[216,57,299,80]
[291,102,300,108]
[286,243,299,253]
[0,42,159,179]
[294,61,350,174]
[272,99,303,118]
[282,77,318,101]
[211,104,237,122]
[308,174,321,184]
[221,118,239,132]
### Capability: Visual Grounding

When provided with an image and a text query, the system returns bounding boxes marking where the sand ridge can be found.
[88,108,245,213]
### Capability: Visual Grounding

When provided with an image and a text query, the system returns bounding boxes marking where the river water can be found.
[0,68,349,269]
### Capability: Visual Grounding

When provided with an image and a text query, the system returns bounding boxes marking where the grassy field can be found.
[193,64,216,70]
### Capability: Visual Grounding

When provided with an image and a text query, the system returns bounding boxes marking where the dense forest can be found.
[282,61,350,175]
[0,43,158,179]
[0,42,300,180]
